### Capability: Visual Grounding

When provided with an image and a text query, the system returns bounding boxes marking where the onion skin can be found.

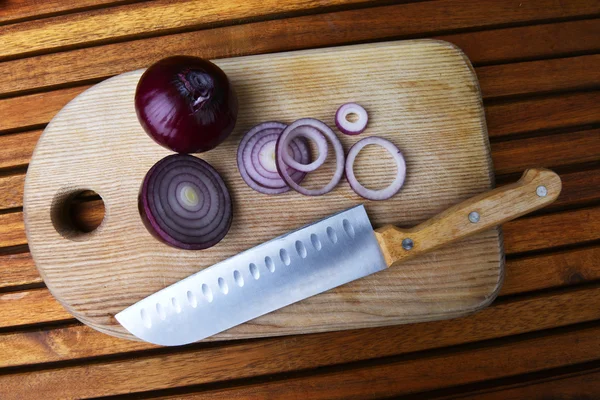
[135,56,238,154]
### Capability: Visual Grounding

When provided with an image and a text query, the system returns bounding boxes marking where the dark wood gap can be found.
[493,275,600,306]
[0,165,27,178]
[489,122,600,144]
[505,237,600,262]
[392,360,600,400]
[0,0,425,63]
[0,244,29,256]
[81,319,600,400]
[483,82,600,105]
[0,0,151,27]
[495,161,600,185]
[0,282,46,295]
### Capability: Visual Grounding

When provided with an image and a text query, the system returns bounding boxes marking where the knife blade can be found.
[116,205,386,346]
[116,168,561,346]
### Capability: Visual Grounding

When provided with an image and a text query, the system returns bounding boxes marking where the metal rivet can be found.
[402,238,414,251]
[536,185,548,197]
[468,211,480,223]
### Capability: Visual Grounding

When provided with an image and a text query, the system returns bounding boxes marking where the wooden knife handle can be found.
[374,168,562,267]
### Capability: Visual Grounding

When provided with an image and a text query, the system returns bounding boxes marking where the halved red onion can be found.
[345,137,406,200]
[237,122,309,194]
[281,125,328,172]
[276,118,345,196]
[140,154,232,250]
[335,103,368,135]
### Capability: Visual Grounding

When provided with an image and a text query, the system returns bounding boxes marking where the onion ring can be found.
[276,118,345,196]
[281,125,329,172]
[345,137,406,200]
[335,102,368,135]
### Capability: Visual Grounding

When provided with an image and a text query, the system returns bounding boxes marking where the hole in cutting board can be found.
[51,189,105,241]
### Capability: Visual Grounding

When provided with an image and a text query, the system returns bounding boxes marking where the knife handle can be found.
[374,168,562,267]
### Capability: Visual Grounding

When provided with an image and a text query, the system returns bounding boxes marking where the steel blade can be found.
[116,205,386,345]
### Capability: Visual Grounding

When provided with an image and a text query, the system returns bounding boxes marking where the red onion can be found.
[345,137,406,200]
[281,125,328,172]
[140,154,232,249]
[135,56,238,154]
[237,122,309,194]
[335,103,368,135]
[276,118,345,196]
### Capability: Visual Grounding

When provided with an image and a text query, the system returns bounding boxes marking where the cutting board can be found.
[24,40,503,341]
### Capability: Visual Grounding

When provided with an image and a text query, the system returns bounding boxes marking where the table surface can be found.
[0,1,599,398]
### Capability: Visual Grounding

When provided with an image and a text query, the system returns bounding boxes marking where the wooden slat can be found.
[477,54,600,99]
[0,212,25,248]
[0,11,599,97]
[0,173,25,209]
[0,87,85,134]
[486,91,600,138]
[0,0,140,25]
[491,129,600,175]
[0,0,368,61]
[440,368,600,400]
[0,288,71,329]
[1,301,598,399]
[0,130,40,169]
[156,325,600,400]
[503,207,600,254]
[0,251,41,289]
[502,246,600,296]
[550,168,600,211]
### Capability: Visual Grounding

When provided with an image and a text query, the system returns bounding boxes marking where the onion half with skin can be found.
[345,136,406,200]
[139,154,232,250]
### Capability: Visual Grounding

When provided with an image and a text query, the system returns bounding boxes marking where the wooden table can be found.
[0,1,599,398]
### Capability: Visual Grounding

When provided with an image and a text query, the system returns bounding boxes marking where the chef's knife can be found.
[116,168,561,345]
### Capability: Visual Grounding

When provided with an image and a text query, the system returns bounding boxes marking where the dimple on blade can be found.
[116,205,386,346]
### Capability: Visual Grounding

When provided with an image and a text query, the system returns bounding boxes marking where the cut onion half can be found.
[139,154,233,250]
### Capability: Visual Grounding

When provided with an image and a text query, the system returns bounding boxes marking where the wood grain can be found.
[1,309,598,399]
[0,0,369,60]
[444,368,600,400]
[1,9,598,97]
[477,54,600,99]
[0,288,71,328]
[0,212,25,248]
[0,173,25,210]
[0,0,140,25]
[486,91,600,138]
[0,130,41,168]
[504,206,600,254]
[0,251,42,289]
[502,246,600,296]
[23,40,503,340]
[153,326,600,400]
[491,129,600,175]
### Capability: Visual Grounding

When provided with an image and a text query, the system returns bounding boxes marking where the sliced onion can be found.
[276,118,345,196]
[140,154,233,250]
[345,137,406,200]
[281,125,328,172]
[237,122,309,194]
[335,103,368,135]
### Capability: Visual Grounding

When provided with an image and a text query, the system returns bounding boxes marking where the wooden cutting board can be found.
[24,40,503,341]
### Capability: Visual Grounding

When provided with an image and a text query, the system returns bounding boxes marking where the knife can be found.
[116,168,561,345]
